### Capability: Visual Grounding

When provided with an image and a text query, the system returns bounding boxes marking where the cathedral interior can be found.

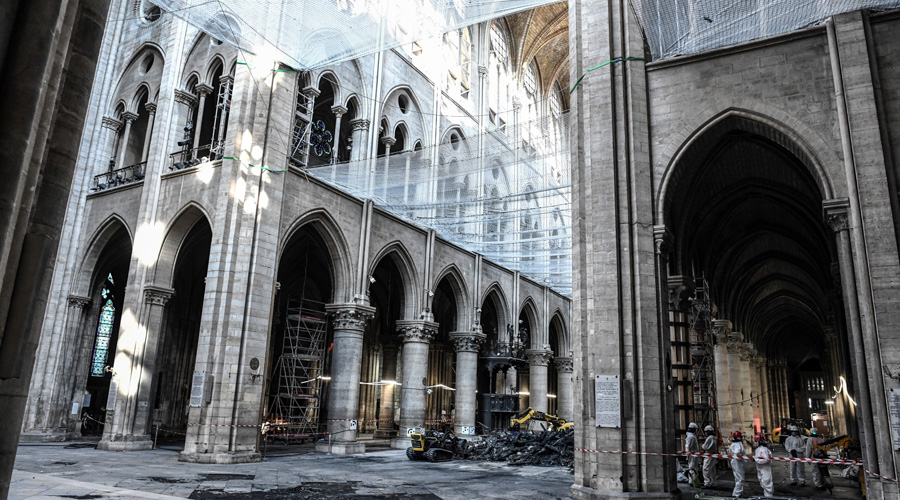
[2,0,900,499]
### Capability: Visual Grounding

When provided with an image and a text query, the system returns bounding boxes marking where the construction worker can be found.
[784,426,807,486]
[754,438,775,497]
[730,431,746,498]
[685,422,700,480]
[805,428,825,488]
[702,424,718,487]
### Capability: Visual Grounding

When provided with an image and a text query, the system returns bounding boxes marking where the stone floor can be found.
[8,441,867,499]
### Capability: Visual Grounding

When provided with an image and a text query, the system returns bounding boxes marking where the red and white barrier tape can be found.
[187,423,261,428]
[574,448,899,483]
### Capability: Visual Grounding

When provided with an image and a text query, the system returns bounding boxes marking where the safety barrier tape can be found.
[187,423,261,428]
[81,414,106,425]
[574,448,900,484]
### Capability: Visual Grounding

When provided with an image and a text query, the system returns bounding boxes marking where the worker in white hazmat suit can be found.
[685,422,700,481]
[702,424,718,487]
[755,438,775,497]
[784,426,807,486]
[729,431,746,498]
[805,428,825,488]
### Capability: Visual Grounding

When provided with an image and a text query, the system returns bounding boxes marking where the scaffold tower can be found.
[689,277,717,429]
[268,298,328,441]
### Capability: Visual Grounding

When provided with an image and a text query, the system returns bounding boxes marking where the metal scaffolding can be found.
[267,299,328,441]
[689,277,717,429]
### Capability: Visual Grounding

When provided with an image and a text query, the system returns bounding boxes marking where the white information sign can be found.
[407,428,416,436]
[595,375,620,428]
[460,426,475,435]
[889,389,900,451]
[349,419,358,430]
[190,371,205,408]
[71,402,80,415]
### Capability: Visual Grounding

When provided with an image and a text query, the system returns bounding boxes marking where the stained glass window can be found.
[90,298,115,377]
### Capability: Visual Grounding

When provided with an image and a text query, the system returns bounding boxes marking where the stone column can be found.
[450,330,485,436]
[114,111,137,169]
[330,105,347,165]
[526,349,553,413]
[100,116,122,168]
[554,357,574,421]
[315,304,374,455]
[390,319,437,449]
[757,356,770,432]
[739,343,755,434]
[139,102,157,164]
[375,343,399,438]
[725,332,743,433]
[97,285,173,451]
[712,320,732,431]
[379,136,395,199]
[349,118,369,184]
[750,354,763,431]
[191,83,213,155]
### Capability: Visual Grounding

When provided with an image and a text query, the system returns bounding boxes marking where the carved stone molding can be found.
[67,295,91,309]
[726,331,743,351]
[477,65,488,76]
[512,97,522,110]
[823,198,850,233]
[195,83,214,96]
[219,75,234,86]
[712,319,732,344]
[554,357,574,372]
[667,275,694,311]
[120,111,139,123]
[331,105,348,117]
[301,86,321,99]
[381,136,396,147]
[326,303,375,331]
[396,319,438,344]
[143,285,175,306]
[740,342,756,361]
[144,102,158,115]
[101,116,123,131]
[449,331,486,353]
[349,118,370,132]
[526,349,553,367]
[653,225,673,255]
[174,89,198,106]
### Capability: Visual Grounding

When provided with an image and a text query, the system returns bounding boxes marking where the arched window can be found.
[444,28,472,99]
[489,22,509,133]
[549,83,561,120]
[523,61,539,149]
[90,276,116,377]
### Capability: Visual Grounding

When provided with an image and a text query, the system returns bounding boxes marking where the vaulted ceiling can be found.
[504,2,569,107]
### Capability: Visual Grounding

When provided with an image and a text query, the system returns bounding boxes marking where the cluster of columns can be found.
[99,100,157,175]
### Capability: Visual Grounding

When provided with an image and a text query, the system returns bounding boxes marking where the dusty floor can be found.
[8,440,867,499]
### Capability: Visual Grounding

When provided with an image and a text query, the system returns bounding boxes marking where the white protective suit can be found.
[729,441,746,498]
[784,434,807,484]
[702,433,718,487]
[755,444,775,497]
[805,434,825,487]
[685,431,700,475]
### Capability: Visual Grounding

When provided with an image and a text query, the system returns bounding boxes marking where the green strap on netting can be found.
[223,156,288,173]
[570,57,645,94]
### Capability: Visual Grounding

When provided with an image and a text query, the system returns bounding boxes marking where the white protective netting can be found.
[149,0,562,70]
[305,112,573,296]
[631,0,900,60]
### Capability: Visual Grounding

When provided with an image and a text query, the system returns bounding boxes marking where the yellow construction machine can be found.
[509,408,574,432]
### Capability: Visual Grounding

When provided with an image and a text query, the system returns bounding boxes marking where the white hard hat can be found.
[704,425,714,432]
[688,422,699,431]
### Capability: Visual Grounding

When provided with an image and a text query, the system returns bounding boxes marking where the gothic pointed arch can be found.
[73,215,133,298]
[518,296,539,348]
[369,241,420,319]
[279,209,353,304]
[432,264,471,331]
[151,203,213,288]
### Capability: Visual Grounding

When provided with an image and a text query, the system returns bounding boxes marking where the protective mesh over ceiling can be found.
[632,0,900,60]
[305,113,572,296]
[150,0,561,70]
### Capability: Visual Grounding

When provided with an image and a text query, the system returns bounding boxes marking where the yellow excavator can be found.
[509,408,574,432]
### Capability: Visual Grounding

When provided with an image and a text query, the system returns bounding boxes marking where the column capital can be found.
[195,83,215,96]
[667,275,694,311]
[477,65,488,76]
[101,116,123,131]
[301,86,321,99]
[381,136,396,147]
[331,105,348,116]
[326,303,375,331]
[143,285,175,306]
[653,225,673,255]
[726,331,743,350]
[120,111,139,123]
[396,319,438,344]
[823,198,850,232]
[350,118,370,131]
[144,102,158,115]
[67,294,91,309]
[712,319,732,343]
[554,357,574,373]
[449,331,486,353]
[740,342,756,360]
[512,97,522,110]
[218,74,234,86]
[526,349,553,367]
[174,89,198,106]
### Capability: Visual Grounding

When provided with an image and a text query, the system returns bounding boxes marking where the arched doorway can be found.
[660,116,854,449]
[266,223,335,444]
[425,274,459,428]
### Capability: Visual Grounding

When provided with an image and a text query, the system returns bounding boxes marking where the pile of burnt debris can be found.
[466,429,574,468]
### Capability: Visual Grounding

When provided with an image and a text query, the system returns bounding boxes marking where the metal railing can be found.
[89,162,146,193]
[168,145,221,171]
